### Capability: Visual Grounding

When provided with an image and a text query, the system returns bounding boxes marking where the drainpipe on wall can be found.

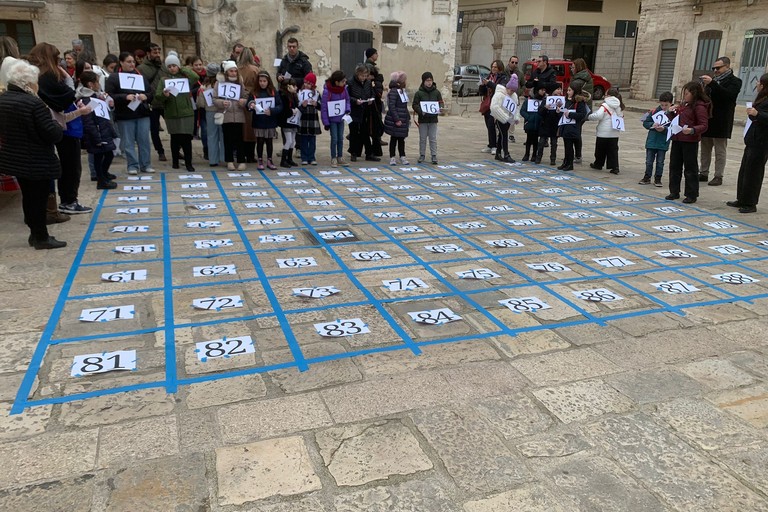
[190,0,202,57]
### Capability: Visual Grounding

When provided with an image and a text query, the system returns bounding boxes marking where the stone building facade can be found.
[455,0,640,89]
[630,0,768,102]
[1,0,459,101]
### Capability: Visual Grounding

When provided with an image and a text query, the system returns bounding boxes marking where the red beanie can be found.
[304,72,317,85]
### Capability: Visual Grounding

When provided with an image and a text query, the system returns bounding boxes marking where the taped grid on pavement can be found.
[12,161,768,413]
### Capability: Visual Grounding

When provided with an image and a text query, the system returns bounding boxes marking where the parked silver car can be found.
[453,64,491,96]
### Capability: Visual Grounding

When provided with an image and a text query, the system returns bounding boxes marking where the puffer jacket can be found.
[557,97,587,139]
[105,70,153,120]
[76,86,119,153]
[490,84,518,124]
[155,67,199,119]
[347,77,375,123]
[570,69,594,108]
[0,85,63,179]
[320,81,350,126]
[643,105,671,151]
[412,82,443,124]
[213,74,249,124]
[383,81,410,137]
[745,100,768,148]
[588,95,623,138]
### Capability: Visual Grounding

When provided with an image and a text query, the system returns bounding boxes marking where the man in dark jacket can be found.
[137,42,167,161]
[277,38,313,90]
[698,56,742,186]
[525,55,558,90]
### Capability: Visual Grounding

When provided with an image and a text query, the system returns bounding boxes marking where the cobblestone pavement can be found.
[1,100,767,511]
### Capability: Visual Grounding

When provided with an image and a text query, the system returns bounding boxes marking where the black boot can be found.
[280,150,291,168]
[32,236,67,250]
[522,148,530,161]
[287,150,298,166]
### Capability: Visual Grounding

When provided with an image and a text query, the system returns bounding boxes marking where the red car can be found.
[523,59,612,100]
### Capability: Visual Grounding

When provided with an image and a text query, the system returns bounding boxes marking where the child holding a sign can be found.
[535,83,563,165]
[729,73,768,213]
[587,87,624,174]
[156,52,199,171]
[297,72,322,165]
[321,70,351,167]
[77,70,119,189]
[640,91,673,186]
[520,84,546,161]
[277,78,300,168]
[666,82,711,203]
[214,60,249,171]
[490,76,519,163]
[412,71,443,164]
[557,83,589,171]
[249,71,283,170]
[384,71,411,165]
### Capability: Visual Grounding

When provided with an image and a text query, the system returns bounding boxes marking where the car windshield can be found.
[479,65,490,78]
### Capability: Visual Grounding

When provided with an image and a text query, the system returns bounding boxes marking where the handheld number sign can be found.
[118,72,144,91]
[420,101,440,114]
[217,82,242,100]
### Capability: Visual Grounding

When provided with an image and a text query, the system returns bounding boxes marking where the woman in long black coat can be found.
[0,58,68,249]
[728,73,768,213]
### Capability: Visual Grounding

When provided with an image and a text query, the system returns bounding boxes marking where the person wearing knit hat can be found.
[303,72,317,87]
[206,62,220,77]
[364,48,377,60]
[165,51,181,68]
[412,70,444,164]
[222,60,237,73]
[156,52,199,171]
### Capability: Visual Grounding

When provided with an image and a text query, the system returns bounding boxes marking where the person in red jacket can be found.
[665,82,711,204]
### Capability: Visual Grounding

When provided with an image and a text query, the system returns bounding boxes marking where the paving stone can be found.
[0,288,55,334]
[543,454,664,511]
[516,432,592,458]
[472,394,555,440]
[177,411,219,454]
[411,406,530,495]
[59,387,176,427]
[185,374,267,409]
[555,322,628,346]
[684,303,757,326]
[321,371,456,423]
[490,329,571,357]
[217,393,333,443]
[654,397,765,451]
[510,348,620,386]
[728,350,768,378]
[98,415,179,467]
[710,319,768,350]
[439,361,530,401]
[333,478,460,512]
[533,379,634,423]
[263,342,363,393]
[583,413,768,511]
[0,373,24,402]
[679,358,758,390]
[0,473,96,512]
[711,383,768,428]
[463,484,579,512]
[246,495,330,512]
[609,311,694,337]
[0,401,52,441]
[605,367,703,404]
[104,453,209,512]
[215,436,321,506]
[355,339,500,377]
[316,420,432,486]
[715,446,768,496]
[0,429,98,488]
[0,332,44,373]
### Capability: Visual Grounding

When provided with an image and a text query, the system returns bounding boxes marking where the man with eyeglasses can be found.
[698,56,742,186]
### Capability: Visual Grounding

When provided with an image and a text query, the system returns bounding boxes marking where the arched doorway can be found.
[469,26,494,65]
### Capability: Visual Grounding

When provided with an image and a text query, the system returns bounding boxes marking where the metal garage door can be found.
[655,39,678,99]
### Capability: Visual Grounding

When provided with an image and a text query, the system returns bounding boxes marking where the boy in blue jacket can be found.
[640,91,673,187]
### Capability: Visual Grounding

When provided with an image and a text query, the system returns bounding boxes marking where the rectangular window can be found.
[567,0,603,12]
[0,19,36,54]
[78,34,95,55]
[382,26,399,45]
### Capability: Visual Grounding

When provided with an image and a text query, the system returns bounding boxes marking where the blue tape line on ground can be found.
[161,174,179,393]
[10,189,109,415]
[20,380,166,409]
[212,171,309,371]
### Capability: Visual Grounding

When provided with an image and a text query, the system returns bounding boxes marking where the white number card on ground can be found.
[408,308,462,325]
[526,262,571,272]
[499,296,552,313]
[655,249,697,258]
[187,221,222,228]
[711,272,759,285]
[101,269,147,282]
[114,244,156,254]
[651,280,700,294]
[382,277,429,291]
[276,257,318,268]
[217,82,242,100]
[195,336,255,361]
[111,225,149,233]
[351,251,391,261]
[71,350,137,377]
[252,97,275,114]
[573,288,623,302]
[456,268,500,280]
[118,73,144,91]
[193,264,237,277]
[593,256,635,268]
[293,286,340,298]
[420,101,440,114]
[424,244,463,254]
[194,239,233,249]
[485,238,524,248]
[191,295,244,311]
[315,318,369,337]
[79,305,135,322]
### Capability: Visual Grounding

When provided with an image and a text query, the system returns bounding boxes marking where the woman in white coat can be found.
[490,76,519,163]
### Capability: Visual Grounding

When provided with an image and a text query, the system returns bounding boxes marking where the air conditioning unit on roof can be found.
[155,5,190,32]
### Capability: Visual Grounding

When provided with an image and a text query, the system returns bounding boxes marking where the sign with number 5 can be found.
[327,99,345,116]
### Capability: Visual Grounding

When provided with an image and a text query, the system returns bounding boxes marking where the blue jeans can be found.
[205,111,225,165]
[300,135,317,162]
[118,117,151,172]
[645,148,666,178]
[329,122,344,158]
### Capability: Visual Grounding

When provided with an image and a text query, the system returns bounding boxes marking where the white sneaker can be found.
[490,147,497,155]
[310,161,318,166]
[401,157,409,165]
[481,147,492,153]
[142,167,155,174]
[390,157,397,165]
[127,169,138,175]
[237,163,247,171]
[331,158,338,167]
